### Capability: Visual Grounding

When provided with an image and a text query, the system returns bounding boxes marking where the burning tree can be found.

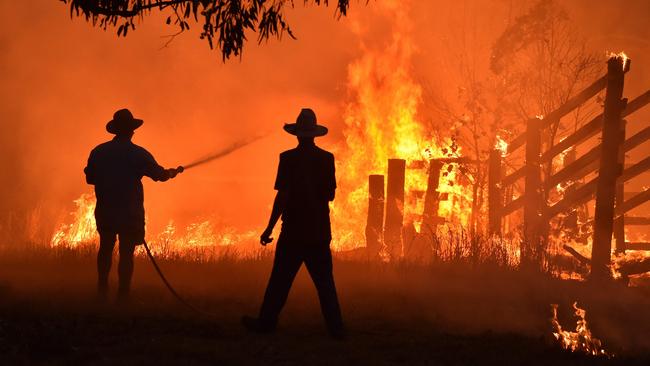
[428,0,603,254]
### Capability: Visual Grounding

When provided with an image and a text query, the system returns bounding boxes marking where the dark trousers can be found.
[97,230,137,295]
[259,237,344,333]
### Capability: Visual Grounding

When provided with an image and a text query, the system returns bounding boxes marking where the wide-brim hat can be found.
[106,108,143,134]
[283,108,328,137]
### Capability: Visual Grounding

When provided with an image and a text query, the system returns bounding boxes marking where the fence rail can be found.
[487,55,650,279]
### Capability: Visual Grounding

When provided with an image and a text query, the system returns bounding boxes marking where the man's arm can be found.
[327,153,336,201]
[84,150,96,185]
[260,190,288,245]
[141,149,182,182]
[261,154,289,245]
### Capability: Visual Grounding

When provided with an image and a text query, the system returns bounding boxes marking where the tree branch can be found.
[72,0,185,18]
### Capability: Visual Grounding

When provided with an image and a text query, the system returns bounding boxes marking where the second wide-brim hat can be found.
[106,108,143,134]
[283,108,328,137]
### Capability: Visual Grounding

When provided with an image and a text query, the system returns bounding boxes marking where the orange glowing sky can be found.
[1,0,649,241]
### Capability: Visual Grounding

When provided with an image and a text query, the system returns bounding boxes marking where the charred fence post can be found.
[365,174,385,258]
[562,148,579,236]
[385,159,406,261]
[421,160,444,236]
[523,116,543,269]
[591,56,629,281]
[614,119,627,254]
[488,149,503,235]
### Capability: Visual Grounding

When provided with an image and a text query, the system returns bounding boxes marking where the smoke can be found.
[1,0,650,244]
[0,1,355,241]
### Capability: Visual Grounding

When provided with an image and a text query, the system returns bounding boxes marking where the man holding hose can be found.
[84,108,183,302]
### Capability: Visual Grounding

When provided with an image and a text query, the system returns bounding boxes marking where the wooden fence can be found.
[488,55,650,279]
[365,156,476,260]
[362,55,650,280]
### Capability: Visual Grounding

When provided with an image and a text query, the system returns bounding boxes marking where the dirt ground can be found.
[1,247,649,365]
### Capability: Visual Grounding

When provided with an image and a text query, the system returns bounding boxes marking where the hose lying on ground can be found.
[141,133,269,315]
[142,240,217,317]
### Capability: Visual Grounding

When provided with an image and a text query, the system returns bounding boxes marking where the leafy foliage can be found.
[62,0,350,60]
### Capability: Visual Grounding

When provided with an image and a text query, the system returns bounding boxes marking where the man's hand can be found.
[260,227,274,246]
[167,166,184,179]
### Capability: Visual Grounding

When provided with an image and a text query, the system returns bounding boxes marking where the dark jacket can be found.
[84,136,170,243]
[274,143,336,243]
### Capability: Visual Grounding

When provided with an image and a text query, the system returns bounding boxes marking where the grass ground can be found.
[1,246,649,365]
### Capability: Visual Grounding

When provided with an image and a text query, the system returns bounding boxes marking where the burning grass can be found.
[551,302,609,357]
[47,191,650,286]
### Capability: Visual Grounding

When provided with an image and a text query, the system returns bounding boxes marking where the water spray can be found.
[144,132,269,316]
[181,133,269,171]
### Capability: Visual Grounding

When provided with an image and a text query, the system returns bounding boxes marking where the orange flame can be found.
[495,135,508,157]
[606,51,629,70]
[551,302,609,357]
[51,193,97,247]
[331,0,473,252]
[51,192,259,258]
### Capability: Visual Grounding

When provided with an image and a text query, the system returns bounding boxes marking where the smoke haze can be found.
[1,0,649,243]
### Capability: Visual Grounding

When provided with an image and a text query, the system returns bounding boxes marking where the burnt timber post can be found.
[523,117,543,269]
[614,119,627,253]
[591,56,629,281]
[488,149,503,235]
[385,159,406,260]
[421,160,444,235]
[366,174,385,258]
[563,148,578,236]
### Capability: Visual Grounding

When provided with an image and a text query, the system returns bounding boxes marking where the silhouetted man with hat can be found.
[242,108,345,339]
[84,108,183,301]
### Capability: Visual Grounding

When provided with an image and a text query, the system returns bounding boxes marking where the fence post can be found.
[421,160,444,236]
[488,149,503,235]
[562,148,579,236]
[366,174,385,258]
[614,119,627,254]
[523,117,543,269]
[385,159,406,261]
[591,56,629,281]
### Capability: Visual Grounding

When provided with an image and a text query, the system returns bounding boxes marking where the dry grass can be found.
[1,243,650,365]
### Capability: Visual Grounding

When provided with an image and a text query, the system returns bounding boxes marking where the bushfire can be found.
[51,0,477,260]
[49,39,650,284]
[51,192,259,259]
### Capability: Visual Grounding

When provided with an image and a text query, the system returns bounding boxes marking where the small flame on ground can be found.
[51,193,259,258]
[51,193,97,247]
[551,302,609,357]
